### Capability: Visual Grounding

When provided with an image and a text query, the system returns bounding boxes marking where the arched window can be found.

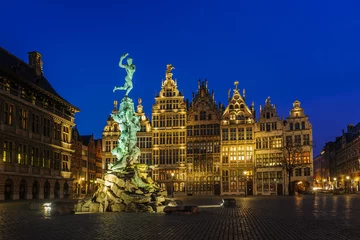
[295,123,300,130]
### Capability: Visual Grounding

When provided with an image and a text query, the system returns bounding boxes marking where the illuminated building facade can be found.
[319,123,360,192]
[151,65,187,196]
[0,48,79,200]
[254,97,284,195]
[102,101,120,172]
[135,98,152,166]
[100,68,314,196]
[186,80,222,195]
[282,100,313,194]
[220,82,256,195]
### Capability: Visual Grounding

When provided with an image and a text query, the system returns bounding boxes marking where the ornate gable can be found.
[222,81,254,123]
[188,79,221,121]
[258,96,279,121]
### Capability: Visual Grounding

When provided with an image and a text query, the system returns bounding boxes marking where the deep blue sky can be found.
[2,0,360,156]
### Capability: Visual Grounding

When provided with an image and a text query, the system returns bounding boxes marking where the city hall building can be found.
[0,48,79,200]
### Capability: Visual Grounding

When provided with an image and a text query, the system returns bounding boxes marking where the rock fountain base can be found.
[74,164,168,213]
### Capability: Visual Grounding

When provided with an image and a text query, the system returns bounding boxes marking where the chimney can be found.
[347,124,354,133]
[28,51,43,76]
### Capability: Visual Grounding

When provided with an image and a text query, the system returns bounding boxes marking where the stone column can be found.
[49,179,55,199]
[26,177,33,200]
[59,180,64,198]
[12,177,20,200]
[68,180,73,199]
[38,179,44,200]
[0,175,5,201]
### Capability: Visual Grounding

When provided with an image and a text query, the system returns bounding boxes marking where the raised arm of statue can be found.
[119,53,129,68]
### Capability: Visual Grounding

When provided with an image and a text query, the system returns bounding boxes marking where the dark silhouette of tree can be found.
[281,141,311,195]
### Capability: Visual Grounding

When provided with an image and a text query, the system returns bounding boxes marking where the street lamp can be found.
[243,171,248,197]
[346,176,350,193]
[171,172,175,198]
[333,178,337,189]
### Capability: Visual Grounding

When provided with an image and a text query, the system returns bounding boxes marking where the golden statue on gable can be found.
[166,64,175,79]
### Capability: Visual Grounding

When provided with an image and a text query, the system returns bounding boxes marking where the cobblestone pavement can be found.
[1,194,360,240]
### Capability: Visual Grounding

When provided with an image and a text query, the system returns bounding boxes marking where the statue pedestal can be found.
[75,164,167,213]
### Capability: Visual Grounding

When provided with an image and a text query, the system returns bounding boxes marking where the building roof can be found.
[0,47,79,112]
[80,135,93,146]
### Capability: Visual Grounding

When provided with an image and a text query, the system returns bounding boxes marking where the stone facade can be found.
[71,132,101,196]
[0,48,79,200]
[318,123,360,192]
[135,98,152,166]
[220,82,256,195]
[151,65,187,196]
[186,80,222,195]
[102,101,121,173]
[254,97,284,195]
[101,66,314,196]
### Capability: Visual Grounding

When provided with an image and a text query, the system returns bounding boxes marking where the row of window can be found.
[193,111,213,121]
[153,132,186,145]
[2,140,69,171]
[0,78,72,119]
[285,135,311,145]
[187,124,220,136]
[2,102,70,142]
[153,149,186,165]
[222,127,253,141]
[255,137,282,149]
[157,98,181,110]
[258,122,277,132]
[290,167,311,176]
[137,137,152,148]
[186,141,220,154]
[152,114,186,127]
[222,146,253,163]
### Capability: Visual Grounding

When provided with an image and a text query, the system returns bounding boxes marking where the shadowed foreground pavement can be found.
[0,195,359,240]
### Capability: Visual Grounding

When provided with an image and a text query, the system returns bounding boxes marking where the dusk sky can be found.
[2,0,360,156]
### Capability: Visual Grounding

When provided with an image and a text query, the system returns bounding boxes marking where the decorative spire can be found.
[137,98,143,113]
[113,100,118,110]
[228,88,231,101]
[198,79,201,89]
[234,81,239,90]
[243,88,246,101]
[266,96,271,105]
[260,105,262,113]
[166,64,175,80]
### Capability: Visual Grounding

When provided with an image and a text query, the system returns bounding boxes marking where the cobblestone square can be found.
[1,195,360,240]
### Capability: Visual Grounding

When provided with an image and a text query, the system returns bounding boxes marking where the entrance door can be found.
[247,181,253,195]
[214,182,220,195]
[277,183,283,195]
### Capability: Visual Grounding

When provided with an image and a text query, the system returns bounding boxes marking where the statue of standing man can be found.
[113,53,136,96]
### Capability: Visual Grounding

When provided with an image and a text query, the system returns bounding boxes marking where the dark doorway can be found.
[277,183,283,195]
[247,181,253,196]
[63,182,69,198]
[32,181,39,199]
[44,181,50,199]
[54,181,60,198]
[4,179,13,200]
[214,182,221,195]
[19,179,27,200]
